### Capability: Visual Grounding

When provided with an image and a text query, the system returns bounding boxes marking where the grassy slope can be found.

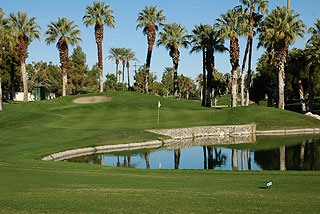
[0,91,320,213]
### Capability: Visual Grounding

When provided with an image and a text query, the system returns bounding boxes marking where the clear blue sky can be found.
[1,0,320,83]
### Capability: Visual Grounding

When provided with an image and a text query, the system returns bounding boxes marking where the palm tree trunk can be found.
[122,58,125,86]
[18,37,28,102]
[298,80,306,112]
[0,77,3,110]
[170,47,180,99]
[230,38,239,107]
[274,40,287,109]
[240,38,251,106]
[241,7,254,106]
[202,48,206,107]
[116,58,119,83]
[59,39,69,97]
[62,69,67,97]
[308,71,314,112]
[206,48,214,107]
[287,0,291,10]
[21,61,28,102]
[127,61,130,87]
[95,24,104,93]
[145,24,156,94]
[97,40,103,92]
[245,39,253,106]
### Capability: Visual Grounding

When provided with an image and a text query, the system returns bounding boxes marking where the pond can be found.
[66,135,320,171]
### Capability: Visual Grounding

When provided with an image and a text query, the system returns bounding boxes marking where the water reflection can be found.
[67,138,320,171]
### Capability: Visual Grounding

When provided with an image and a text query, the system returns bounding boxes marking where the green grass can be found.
[1,91,320,213]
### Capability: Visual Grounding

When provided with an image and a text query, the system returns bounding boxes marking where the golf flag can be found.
[157,101,161,124]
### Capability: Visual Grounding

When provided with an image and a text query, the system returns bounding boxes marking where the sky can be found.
[1,0,320,84]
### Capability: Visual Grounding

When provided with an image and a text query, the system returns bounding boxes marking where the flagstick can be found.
[157,105,160,124]
[157,101,161,124]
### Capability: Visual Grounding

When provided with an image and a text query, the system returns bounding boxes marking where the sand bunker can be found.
[73,96,112,104]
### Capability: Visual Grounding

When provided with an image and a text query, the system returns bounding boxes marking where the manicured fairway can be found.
[0,91,320,213]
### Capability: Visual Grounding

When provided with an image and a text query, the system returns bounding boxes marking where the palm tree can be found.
[45,17,82,96]
[190,24,209,106]
[83,1,115,93]
[120,48,128,86]
[308,19,320,43]
[8,11,41,102]
[125,48,138,87]
[157,23,190,99]
[239,0,268,106]
[258,6,305,109]
[203,26,226,107]
[215,7,247,107]
[136,6,166,94]
[82,2,115,92]
[107,47,124,83]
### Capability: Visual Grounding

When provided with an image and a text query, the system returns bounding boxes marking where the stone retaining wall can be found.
[146,124,256,139]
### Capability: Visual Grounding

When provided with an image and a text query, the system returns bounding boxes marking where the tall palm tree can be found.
[239,0,268,106]
[45,17,82,96]
[203,26,226,107]
[215,7,247,107]
[125,48,138,87]
[157,23,190,99]
[107,47,124,83]
[190,24,209,106]
[8,11,41,102]
[136,6,166,94]
[83,1,115,93]
[120,48,128,85]
[258,6,305,109]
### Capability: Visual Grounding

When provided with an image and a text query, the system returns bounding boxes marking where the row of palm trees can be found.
[0,2,115,102]
[137,1,311,111]
[0,1,318,112]
[107,47,138,87]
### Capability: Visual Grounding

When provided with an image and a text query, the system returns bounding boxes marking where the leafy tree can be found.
[83,1,115,92]
[258,6,305,109]
[136,6,166,94]
[161,67,173,97]
[104,73,117,91]
[45,17,82,96]
[68,46,97,94]
[157,23,190,99]
[215,7,247,107]
[178,74,195,99]
[26,61,62,96]
[133,64,156,93]
[8,11,41,102]
[250,52,276,106]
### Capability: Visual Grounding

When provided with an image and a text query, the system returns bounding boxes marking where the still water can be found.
[67,136,320,171]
